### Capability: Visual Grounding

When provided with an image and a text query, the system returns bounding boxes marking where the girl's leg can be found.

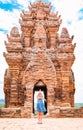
[38,112,43,123]
[39,112,43,123]
[38,112,41,123]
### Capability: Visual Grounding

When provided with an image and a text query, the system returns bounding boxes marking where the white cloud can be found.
[0,83,4,99]
[0,32,8,81]
[49,0,83,21]
[0,8,21,32]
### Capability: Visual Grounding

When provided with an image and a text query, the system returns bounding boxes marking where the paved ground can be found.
[0,118,83,130]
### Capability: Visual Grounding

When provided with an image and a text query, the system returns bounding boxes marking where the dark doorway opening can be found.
[33,85,47,115]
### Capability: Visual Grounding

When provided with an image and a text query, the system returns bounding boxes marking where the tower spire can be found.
[38,0,42,2]
[38,0,42,3]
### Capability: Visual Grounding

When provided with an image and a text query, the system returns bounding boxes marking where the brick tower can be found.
[4,0,76,117]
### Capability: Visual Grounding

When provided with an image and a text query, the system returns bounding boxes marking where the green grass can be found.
[0,104,4,108]
[0,99,5,108]
[74,103,83,108]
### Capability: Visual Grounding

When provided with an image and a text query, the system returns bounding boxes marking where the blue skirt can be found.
[37,99,46,112]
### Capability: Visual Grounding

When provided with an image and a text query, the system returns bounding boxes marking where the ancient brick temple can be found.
[3,0,76,117]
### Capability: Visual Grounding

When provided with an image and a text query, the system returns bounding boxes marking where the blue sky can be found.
[0,1,22,11]
[0,0,83,103]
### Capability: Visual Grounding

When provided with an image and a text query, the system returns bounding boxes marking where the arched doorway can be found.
[33,81,47,115]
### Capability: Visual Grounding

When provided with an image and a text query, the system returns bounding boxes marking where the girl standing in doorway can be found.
[36,90,46,124]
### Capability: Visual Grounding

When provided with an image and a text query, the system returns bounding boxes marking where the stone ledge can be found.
[0,107,83,118]
[0,108,21,118]
[49,107,83,118]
